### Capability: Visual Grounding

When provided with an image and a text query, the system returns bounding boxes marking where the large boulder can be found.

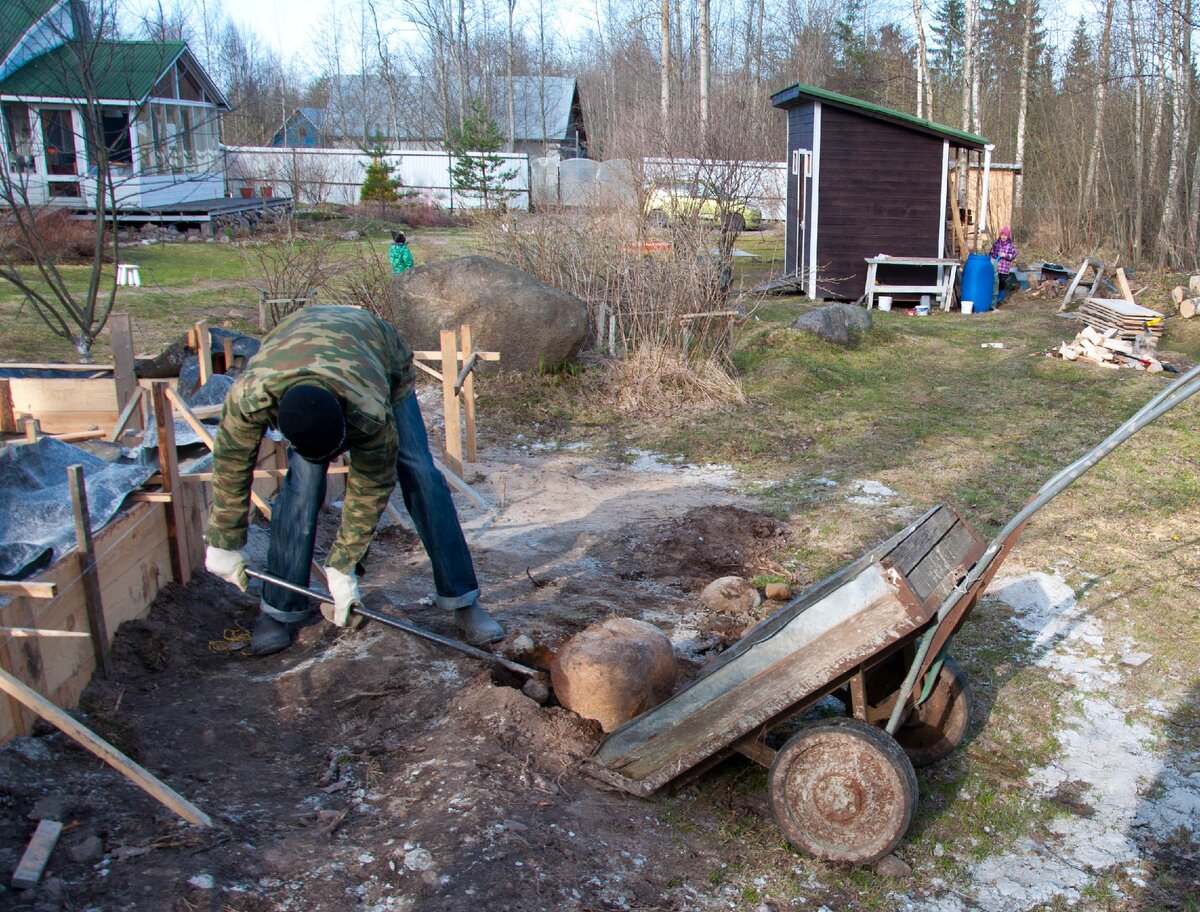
[550,617,676,732]
[388,255,589,372]
[791,303,872,345]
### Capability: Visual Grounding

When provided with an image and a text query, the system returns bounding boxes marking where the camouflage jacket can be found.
[207,306,415,573]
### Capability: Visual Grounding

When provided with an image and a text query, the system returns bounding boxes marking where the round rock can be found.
[700,576,762,615]
[550,617,676,732]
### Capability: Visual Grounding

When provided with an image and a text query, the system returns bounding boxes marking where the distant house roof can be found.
[771,81,987,149]
[296,75,582,146]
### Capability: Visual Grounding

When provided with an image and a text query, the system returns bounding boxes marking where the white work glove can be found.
[205,546,248,591]
[324,565,362,627]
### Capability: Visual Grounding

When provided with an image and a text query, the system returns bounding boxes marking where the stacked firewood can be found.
[1171,276,1200,318]
[1053,325,1164,372]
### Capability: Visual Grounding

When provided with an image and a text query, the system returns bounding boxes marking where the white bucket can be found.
[920,294,932,309]
[878,296,892,312]
[961,299,974,314]
[914,302,931,316]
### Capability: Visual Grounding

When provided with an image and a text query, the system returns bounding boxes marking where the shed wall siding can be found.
[814,105,944,299]
[784,103,814,275]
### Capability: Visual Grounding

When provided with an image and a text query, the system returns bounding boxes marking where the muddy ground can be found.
[1,446,1196,912]
[0,448,805,912]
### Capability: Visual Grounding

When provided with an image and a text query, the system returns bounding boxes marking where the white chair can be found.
[116,263,141,287]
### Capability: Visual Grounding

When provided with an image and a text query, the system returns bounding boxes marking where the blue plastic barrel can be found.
[961,253,995,313]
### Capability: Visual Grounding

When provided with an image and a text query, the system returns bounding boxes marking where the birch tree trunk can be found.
[506,0,515,152]
[754,0,764,106]
[1079,0,1114,221]
[1155,0,1189,265]
[1125,0,1144,263]
[1012,0,1034,223]
[699,0,710,136]
[969,0,981,135]
[912,0,932,118]
[661,0,670,134]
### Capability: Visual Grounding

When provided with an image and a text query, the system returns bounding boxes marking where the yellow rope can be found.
[207,625,251,654]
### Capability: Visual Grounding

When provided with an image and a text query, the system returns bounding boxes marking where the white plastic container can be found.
[920,294,932,309]
[914,302,931,316]
[961,299,974,314]
[878,296,892,311]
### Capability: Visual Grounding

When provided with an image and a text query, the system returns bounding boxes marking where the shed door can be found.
[791,149,812,279]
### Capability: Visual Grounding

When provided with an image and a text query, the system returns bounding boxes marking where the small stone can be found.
[765,583,792,601]
[1119,651,1152,668]
[874,854,912,878]
[188,873,215,889]
[404,847,434,871]
[700,576,762,614]
[67,835,104,864]
[509,635,536,659]
[521,678,550,704]
[40,877,65,899]
[27,797,67,821]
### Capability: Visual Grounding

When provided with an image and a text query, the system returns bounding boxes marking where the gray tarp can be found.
[0,437,155,580]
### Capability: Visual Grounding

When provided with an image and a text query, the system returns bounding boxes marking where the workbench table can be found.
[864,256,960,311]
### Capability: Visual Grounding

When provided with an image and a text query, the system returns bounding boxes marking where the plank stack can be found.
[1080,297,1164,341]
[1053,325,1163,372]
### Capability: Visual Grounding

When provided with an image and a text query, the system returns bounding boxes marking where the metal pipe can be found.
[245,569,543,679]
[886,373,1200,734]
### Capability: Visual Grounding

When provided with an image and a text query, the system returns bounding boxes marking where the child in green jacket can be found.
[389,231,414,274]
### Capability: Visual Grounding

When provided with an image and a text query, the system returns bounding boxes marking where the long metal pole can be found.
[245,570,542,679]
[887,369,1200,734]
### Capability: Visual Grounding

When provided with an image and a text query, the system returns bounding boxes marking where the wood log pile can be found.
[1171,275,1200,318]
[1052,325,1164,372]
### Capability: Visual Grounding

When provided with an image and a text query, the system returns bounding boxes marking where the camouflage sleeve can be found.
[324,423,399,574]
[206,396,268,551]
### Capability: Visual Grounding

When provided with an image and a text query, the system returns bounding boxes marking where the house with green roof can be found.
[771,82,992,301]
[0,0,230,211]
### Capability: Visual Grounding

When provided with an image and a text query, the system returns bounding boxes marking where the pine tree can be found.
[445,100,519,210]
[360,155,402,204]
[931,0,965,80]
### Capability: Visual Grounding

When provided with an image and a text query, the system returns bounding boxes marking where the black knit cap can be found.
[277,385,346,463]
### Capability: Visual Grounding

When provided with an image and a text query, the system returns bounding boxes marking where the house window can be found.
[2,103,35,173]
[136,103,219,174]
[101,110,133,167]
[40,109,78,176]
[178,65,204,102]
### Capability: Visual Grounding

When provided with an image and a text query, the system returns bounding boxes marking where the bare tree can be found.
[1079,0,1115,223]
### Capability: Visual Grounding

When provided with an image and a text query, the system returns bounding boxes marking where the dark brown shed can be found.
[771,83,988,301]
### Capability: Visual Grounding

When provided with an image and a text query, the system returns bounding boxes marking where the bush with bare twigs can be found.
[242,227,343,327]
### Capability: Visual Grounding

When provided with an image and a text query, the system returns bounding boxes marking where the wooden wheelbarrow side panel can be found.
[884,505,984,606]
[594,563,928,793]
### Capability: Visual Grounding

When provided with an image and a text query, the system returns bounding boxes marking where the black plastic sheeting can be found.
[0,437,156,580]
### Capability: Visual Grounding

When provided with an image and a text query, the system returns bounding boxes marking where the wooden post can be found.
[151,382,191,584]
[194,319,212,387]
[221,338,235,374]
[258,292,268,331]
[440,329,463,478]
[109,313,140,434]
[0,666,213,827]
[24,418,40,443]
[460,325,477,463]
[66,465,113,679]
[0,379,15,434]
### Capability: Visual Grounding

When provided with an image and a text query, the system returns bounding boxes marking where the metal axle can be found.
[245,569,543,679]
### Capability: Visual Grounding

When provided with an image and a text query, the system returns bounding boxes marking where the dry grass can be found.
[587,342,746,417]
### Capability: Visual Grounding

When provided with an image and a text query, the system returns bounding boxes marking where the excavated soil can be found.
[0,449,799,912]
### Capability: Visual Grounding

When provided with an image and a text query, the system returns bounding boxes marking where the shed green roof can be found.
[0,1,57,63]
[771,82,987,149]
[0,39,186,102]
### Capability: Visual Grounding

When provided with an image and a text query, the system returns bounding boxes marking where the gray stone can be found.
[791,303,872,345]
[339,229,362,241]
[388,256,588,372]
[700,576,762,615]
[27,797,67,821]
[873,853,912,878]
[521,678,550,705]
[66,835,103,864]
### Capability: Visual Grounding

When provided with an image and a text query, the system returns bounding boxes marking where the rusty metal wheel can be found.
[895,655,973,767]
[767,718,918,864]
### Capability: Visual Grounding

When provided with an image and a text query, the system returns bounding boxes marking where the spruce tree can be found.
[445,101,519,210]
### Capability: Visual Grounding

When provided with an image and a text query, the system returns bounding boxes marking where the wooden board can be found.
[6,378,119,434]
[0,503,172,744]
[11,819,63,889]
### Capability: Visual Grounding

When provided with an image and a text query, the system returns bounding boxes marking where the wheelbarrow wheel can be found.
[768,717,918,864]
[895,655,973,767]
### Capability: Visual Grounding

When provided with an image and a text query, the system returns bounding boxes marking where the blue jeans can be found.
[261,393,480,621]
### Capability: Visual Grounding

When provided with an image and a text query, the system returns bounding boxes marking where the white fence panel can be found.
[223,146,530,210]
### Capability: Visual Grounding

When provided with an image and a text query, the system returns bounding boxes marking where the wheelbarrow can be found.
[584,361,1200,864]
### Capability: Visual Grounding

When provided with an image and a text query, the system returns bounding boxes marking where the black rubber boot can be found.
[250,612,295,656]
[454,602,505,646]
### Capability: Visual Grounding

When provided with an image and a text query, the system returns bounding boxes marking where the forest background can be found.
[120,0,1198,269]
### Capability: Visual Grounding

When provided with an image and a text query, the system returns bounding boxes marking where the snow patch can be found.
[624,449,738,487]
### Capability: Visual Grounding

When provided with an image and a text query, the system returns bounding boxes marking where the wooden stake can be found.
[1115,268,1135,307]
[0,627,90,639]
[440,329,463,479]
[0,666,213,827]
[109,313,140,433]
[11,819,63,889]
[24,418,41,443]
[66,464,113,679]
[0,379,15,434]
[195,320,212,388]
[151,382,191,584]
[222,337,234,374]
[0,581,57,598]
[460,325,477,463]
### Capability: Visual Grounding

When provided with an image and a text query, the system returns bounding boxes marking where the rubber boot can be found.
[454,602,505,646]
[250,612,295,656]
